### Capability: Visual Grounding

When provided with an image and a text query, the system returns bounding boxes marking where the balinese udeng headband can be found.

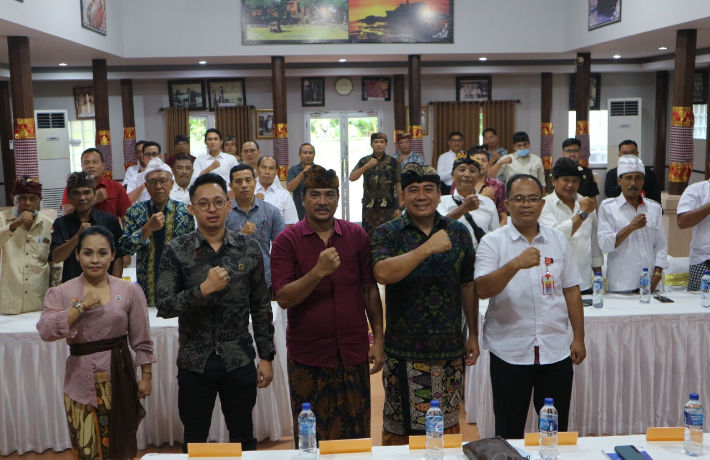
[401,163,441,189]
[617,155,645,176]
[452,151,482,172]
[303,165,339,189]
[12,177,42,196]
[551,157,584,178]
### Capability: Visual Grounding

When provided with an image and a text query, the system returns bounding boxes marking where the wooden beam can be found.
[393,74,406,132]
[574,52,591,167]
[654,71,669,191]
[0,82,15,203]
[540,72,554,191]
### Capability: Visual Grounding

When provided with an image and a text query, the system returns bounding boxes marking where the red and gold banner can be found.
[669,162,693,182]
[542,156,553,170]
[671,107,694,127]
[97,130,111,145]
[278,166,289,181]
[540,123,554,136]
[409,125,423,140]
[274,123,288,139]
[14,118,36,140]
[123,127,136,140]
[575,121,589,135]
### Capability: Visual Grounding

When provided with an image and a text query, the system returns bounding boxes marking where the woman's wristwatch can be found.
[72,299,85,314]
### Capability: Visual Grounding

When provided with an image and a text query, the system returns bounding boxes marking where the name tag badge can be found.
[542,256,554,295]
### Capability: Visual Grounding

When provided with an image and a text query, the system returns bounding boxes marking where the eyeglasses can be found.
[564,148,581,154]
[194,198,227,212]
[175,141,188,145]
[146,178,171,187]
[509,195,542,205]
[143,152,161,158]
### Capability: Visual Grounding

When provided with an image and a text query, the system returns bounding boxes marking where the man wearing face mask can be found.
[489,132,546,195]
[0,178,62,314]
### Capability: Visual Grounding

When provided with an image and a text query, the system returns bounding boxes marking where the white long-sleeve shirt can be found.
[255,181,299,225]
[597,194,668,292]
[436,150,456,186]
[677,181,710,266]
[539,192,603,291]
[191,152,239,186]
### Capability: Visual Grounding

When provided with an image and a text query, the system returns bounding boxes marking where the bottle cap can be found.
[690,393,700,401]
[544,398,554,406]
[704,271,710,275]
[430,400,440,409]
[302,403,311,411]
[595,272,601,276]
[643,268,649,272]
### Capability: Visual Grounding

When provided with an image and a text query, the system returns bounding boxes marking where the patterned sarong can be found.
[64,372,112,460]
[287,355,371,442]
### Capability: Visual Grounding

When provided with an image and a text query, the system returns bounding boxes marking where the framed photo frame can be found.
[256,109,274,140]
[302,78,325,107]
[694,70,708,104]
[406,106,430,136]
[456,76,492,102]
[362,77,392,101]
[74,87,95,119]
[80,0,107,35]
[168,80,207,110]
[207,78,246,109]
[588,0,621,31]
[569,73,602,110]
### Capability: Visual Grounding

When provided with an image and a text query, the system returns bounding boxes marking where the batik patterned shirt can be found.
[155,228,275,373]
[371,212,475,361]
[119,199,195,305]
[394,151,425,166]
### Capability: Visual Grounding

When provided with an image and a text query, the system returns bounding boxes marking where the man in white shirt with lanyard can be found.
[436,131,464,195]
[437,151,499,248]
[476,173,586,440]
[255,156,298,226]
[677,161,710,291]
[597,155,668,292]
[539,158,603,294]
[123,140,146,190]
[192,128,239,187]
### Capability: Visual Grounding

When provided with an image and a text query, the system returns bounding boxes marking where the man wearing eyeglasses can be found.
[604,140,662,203]
[476,174,586,440]
[126,141,164,204]
[156,172,275,452]
[120,158,194,306]
[560,138,599,198]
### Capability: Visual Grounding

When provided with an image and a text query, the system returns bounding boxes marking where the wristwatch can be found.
[577,210,588,220]
[72,299,85,314]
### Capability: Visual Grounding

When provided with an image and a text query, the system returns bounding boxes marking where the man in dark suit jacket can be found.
[604,139,662,203]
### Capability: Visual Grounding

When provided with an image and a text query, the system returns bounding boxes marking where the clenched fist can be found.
[209,159,221,171]
[479,187,495,200]
[241,221,257,235]
[515,247,541,269]
[314,247,340,278]
[256,193,265,201]
[82,290,103,310]
[579,197,596,214]
[10,211,34,232]
[145,212,165,234]
[427,230,452,254]
[75,222,92,239]
[95,188,108,204]
[365,158,379,169]
[629,214,647,231]
[460,194,480,213]
[201,266,230,296]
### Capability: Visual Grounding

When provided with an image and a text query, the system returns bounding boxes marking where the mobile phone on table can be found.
[582,299,593,307]
[653,295,674,303]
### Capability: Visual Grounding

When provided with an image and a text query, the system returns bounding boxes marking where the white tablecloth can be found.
[465,291,710,438]
[0,303,292,456]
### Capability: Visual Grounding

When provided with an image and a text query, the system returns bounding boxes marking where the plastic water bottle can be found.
[298,403,317,458]
[426,400,444,460]
[684,393,704,456]
[639,268,651,304]
[701,271,710,308]
[539,398,558,460]
[593,272,604,308]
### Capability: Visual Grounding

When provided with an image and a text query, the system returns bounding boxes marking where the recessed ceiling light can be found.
[613,54,621,59]
[479,57,488,61]
[198,61,207,65]
[659,46,668,50]
[339,58,347,62]
[58,63,67,66]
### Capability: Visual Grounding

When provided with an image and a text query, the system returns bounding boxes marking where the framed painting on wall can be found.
[168,80,207,110]
[256,109,274,139]
[456,76,491,102]
[74,87,95,119]
[302,78,325,107]
[589,0,621,30]
[362,77,391,101]
[207,79,246,109]
[81,0,107,35]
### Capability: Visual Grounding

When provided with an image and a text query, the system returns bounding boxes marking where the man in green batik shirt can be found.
[120,158,194,305]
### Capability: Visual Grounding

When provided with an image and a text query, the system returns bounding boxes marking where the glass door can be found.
[306,111,382,223]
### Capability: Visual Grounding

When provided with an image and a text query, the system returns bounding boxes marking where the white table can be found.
[0,303,292,456]
[139,434,710,460]
[465,291,710,438]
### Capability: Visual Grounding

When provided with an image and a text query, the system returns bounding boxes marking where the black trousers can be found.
[489,352,573,440]
[178,353,258,452]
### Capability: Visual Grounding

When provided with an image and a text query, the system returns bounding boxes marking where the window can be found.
[693,104,707,140]
[568,110,609,165]
[189,113,214,157]
[68,119,96,172]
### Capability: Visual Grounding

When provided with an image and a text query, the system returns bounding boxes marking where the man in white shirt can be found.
[476,173,586,439]
[241,140,261,171]
[123,140,146,190]
[437,152,499,248]
[127,141,162,203]
[436,131,464,195]
[192,128,239,187]
[675,162,710,291]
[539,158,603,293]
[170,154,194,205]
[488,131,546,195]
[597,156,668,292]
[255,156,298,226]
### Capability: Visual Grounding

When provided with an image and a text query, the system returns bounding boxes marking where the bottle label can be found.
[685,411,704,426]
[702,279,710,291]
[539,417,558,432]
[594,280,603,290]
[640,277,650,287]
[426,416,443,434]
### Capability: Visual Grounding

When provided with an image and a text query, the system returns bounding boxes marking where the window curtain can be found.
[215,106,254,147]
[432,102,482,168]
[164,107,189,160]
[482,100,516,153]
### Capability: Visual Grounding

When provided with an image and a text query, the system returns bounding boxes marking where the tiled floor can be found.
[3,372,479,459]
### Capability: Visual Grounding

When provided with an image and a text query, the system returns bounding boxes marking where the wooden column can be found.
[574,52,591,167]
[540,72,554,191]
[654,71,669,191]
[93,59,112,176]
[271,56,289,180]
[705,65,710,180]
[393,74,407,152]
[408,55,424,157]
[0,82,15,203]
[120,79,137,170]
[8,36,38,179]
[668,29,697,194]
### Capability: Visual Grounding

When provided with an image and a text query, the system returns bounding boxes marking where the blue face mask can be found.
[517,149,530,157]
[14,209,38,217]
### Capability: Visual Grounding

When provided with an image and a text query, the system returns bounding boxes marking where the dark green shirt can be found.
[353,153,401,209]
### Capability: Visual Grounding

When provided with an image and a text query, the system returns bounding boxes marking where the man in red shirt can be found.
[271,166,384,442]
[61,148,132,224]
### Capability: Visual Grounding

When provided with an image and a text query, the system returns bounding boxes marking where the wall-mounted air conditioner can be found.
[607,98,642,170]
[34,110,71,214]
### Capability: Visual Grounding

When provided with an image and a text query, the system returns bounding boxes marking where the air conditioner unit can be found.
[34,110,71,214]
[607,98,642,170]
